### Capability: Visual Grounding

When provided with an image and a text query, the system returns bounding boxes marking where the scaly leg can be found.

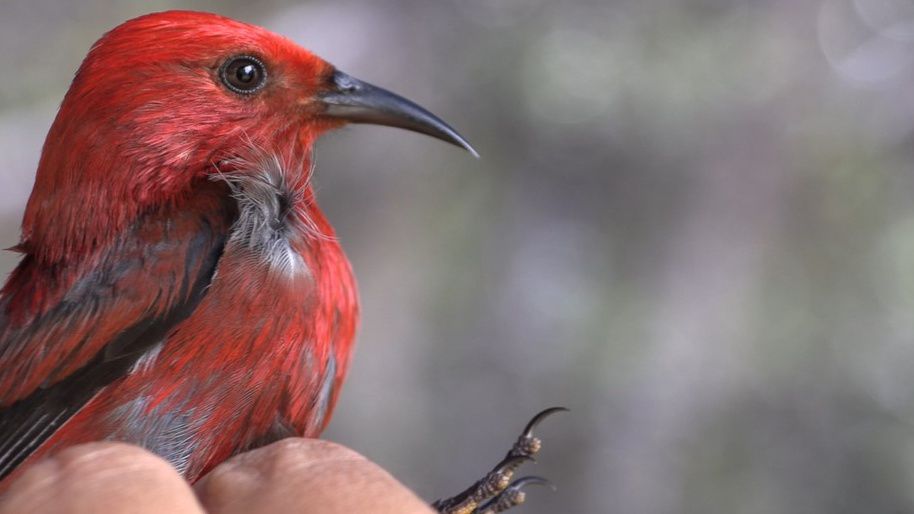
[432,407,567,514]
[476,477,554,514]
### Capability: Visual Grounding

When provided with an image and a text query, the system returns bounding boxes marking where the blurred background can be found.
[3,0,914,512]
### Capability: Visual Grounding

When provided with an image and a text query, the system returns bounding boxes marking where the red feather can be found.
[0,11,358,485]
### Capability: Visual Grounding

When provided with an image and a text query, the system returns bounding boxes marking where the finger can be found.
[195,438,434,514]
[0,442,205,514]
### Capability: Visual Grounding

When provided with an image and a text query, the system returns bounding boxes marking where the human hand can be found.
[0,439,434,514]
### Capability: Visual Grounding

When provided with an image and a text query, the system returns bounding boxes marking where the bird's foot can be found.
[431,407,567,514]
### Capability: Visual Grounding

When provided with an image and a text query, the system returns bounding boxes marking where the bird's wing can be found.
[0,183,235,478]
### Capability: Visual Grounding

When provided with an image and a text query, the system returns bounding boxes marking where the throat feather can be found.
[212,152,318,276]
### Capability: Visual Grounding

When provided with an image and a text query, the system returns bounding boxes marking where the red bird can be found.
[0,11,475,485]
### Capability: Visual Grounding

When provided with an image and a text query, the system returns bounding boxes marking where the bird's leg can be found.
[475,477,554,514]
[431,407,567,514]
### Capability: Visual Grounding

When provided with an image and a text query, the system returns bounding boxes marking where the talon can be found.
[476,476,555,514]
[508,407,568,461]
[510,476,556,491]
[521,407,569,438]
[433,408,565,514]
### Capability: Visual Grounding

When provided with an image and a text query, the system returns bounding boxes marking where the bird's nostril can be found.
[333,71,359,92]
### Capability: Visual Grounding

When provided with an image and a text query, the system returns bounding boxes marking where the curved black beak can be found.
[319,69,479,158]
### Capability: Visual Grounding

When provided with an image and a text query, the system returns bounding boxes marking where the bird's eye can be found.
[220,56,267,94]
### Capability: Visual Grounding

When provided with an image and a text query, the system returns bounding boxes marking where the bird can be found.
[0,10,478,486]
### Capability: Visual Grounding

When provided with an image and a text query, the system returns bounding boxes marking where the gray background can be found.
[3,1,914,513]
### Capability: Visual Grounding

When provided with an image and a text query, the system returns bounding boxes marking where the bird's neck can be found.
[18,115,327,267]
[217,148,339,271]
[20,110,213,265]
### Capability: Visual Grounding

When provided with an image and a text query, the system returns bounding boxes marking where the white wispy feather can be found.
[210,142,332,277]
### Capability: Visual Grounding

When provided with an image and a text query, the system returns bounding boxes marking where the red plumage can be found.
[0,10,472,486]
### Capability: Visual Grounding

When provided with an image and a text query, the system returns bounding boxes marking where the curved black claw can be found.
[511,476,556,491]
[433,408,566,514]
[476,476,555,514]
[507,407,569,462]
[522,407,569,438]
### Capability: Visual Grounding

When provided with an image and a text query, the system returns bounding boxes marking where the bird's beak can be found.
[319,69,479,158]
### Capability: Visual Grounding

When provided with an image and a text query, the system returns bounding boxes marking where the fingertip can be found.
[198,438,434,514]
[195,438,362,505]
[0,442,204,514]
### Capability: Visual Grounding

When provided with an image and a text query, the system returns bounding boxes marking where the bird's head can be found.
[23,10,475,262]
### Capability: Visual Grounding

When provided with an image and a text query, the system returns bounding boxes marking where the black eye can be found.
[220,56,267,94]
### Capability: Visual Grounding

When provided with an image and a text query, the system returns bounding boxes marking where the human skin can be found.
[0,440,434,514]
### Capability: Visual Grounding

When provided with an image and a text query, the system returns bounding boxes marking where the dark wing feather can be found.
[0,183,235,479]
